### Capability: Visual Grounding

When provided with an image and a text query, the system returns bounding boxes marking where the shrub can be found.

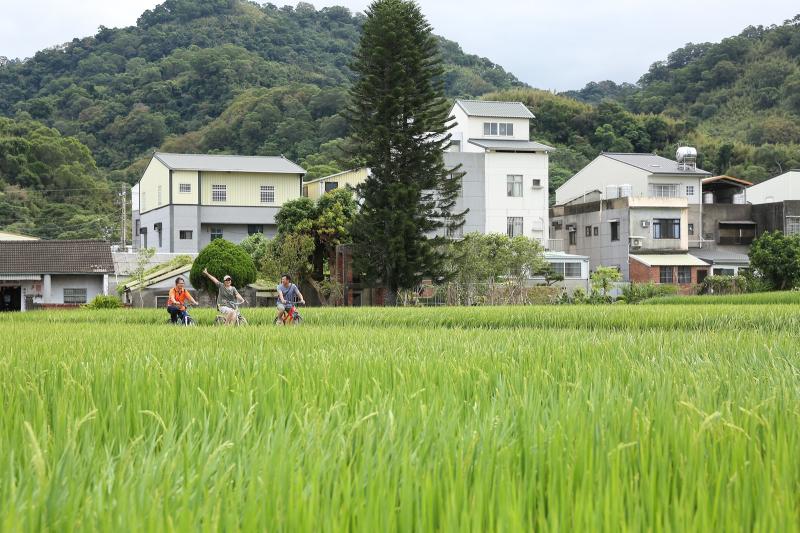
[190,239,257,294]
[83,295,123,309]
[622,282,678,304]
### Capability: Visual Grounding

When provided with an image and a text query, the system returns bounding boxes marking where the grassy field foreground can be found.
[1,305,799,531]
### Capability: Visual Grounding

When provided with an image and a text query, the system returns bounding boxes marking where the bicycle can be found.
[274,300,303,326]
[167,303,195,326]
[215,301,248,326]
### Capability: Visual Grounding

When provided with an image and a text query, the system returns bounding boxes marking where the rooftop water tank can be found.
[606,184,619,199]
[618,184,632,198]
[676,146,698,161]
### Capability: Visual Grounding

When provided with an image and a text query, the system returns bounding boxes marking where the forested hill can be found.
[0,0,522,239]
[562,15,800,183]
[0,0,521,175]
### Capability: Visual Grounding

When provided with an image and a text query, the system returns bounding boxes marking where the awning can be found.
[718,220,756,225]
[629,254,710,267]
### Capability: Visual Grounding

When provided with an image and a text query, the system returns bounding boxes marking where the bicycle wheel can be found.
[291,314,303,326]
[237,315,248,326]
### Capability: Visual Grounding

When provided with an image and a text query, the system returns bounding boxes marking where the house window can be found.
[157,186,162,205]
[507,175,523,197]
[135,219,140,236]
[248,225,263,236]
[324,182,339,193]
[585,225,592,237]
[141,228,147,248]
[653,219,680,239]
[532,178,542,188]
[593,226,599,236]
[507,217,523,237]
[786,216,800,235]
[688,223,694,236]
[649,184,680,198]
[212,184,227,202]
[63,288,87,304]
[659,266,674,284]
[260,185,275,203]
[483,122,513,136]
[686,185,695,196]
[179,183,192,193]
[564,262,582,278]
[154,223,162,248]
[610,221,620,241]
[210,227,223,241]
[179,230,192,240]
[677,266,692,283]
[713,267,736,276]
[568,229,577,245]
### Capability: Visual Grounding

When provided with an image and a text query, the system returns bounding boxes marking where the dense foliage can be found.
[748,230,800,290]
[0,117,119,238]
[189,238,257,294]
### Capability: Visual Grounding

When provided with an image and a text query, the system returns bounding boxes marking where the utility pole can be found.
[119,184,127,249]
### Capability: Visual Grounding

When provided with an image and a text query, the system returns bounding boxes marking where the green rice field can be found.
[1,303,799,531]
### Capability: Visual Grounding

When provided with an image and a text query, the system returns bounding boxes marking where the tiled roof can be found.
[454,100,535,119]
[0,240,114,274]
[602,153,711,176]
[153,152,306,174]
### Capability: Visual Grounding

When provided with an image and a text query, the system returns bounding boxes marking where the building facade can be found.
[444,100,553,243]
[303,168,370,200]
[0,240,113,311]
[133,152,306,252]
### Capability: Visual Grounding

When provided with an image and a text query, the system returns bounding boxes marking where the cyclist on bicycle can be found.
[276,274,305,321]
[167,276,198,325]
[203,268,245,325]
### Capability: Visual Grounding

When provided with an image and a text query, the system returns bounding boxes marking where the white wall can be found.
[484,151,549,238]
[460,117,531,153]
[747,170,800,204]
[556,156,647,205]
[48,275,105,304]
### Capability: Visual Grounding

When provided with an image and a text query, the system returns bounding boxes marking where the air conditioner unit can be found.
[631,238,643,249]
[640,220,650,228]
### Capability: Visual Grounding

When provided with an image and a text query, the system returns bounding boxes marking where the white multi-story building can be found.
[444,99,554,244]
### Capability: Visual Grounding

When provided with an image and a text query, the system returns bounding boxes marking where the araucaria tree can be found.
[348,0,465,304]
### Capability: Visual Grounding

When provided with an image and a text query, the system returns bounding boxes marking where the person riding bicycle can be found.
[167,276,198,325]
[202,268,245,325]
[276,274,305,321]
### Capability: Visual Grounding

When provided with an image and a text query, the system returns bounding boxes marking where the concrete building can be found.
[549,150,766,289]
[303,168,370,200]
[746,169,800,204]
[746,170,800,237]
[132,152,306,252]
[0,240,114,311]
[444,100,553,243]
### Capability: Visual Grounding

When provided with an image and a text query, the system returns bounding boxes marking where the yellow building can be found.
[134,152,305,252]
[0,231,39,241]
[303,168,370,200]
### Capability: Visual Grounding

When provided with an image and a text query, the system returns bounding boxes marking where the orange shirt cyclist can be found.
[167,276,198,324]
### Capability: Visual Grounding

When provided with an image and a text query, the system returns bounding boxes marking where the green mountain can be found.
[564,16,800,182]
[0,0,522,238]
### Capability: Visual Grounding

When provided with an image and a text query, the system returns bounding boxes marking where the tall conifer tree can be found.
[348,0,465,304]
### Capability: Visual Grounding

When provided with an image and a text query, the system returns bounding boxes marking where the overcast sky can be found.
[1,0,798,91]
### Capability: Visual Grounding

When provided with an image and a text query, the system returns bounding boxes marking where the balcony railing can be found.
[537,238,564,252]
